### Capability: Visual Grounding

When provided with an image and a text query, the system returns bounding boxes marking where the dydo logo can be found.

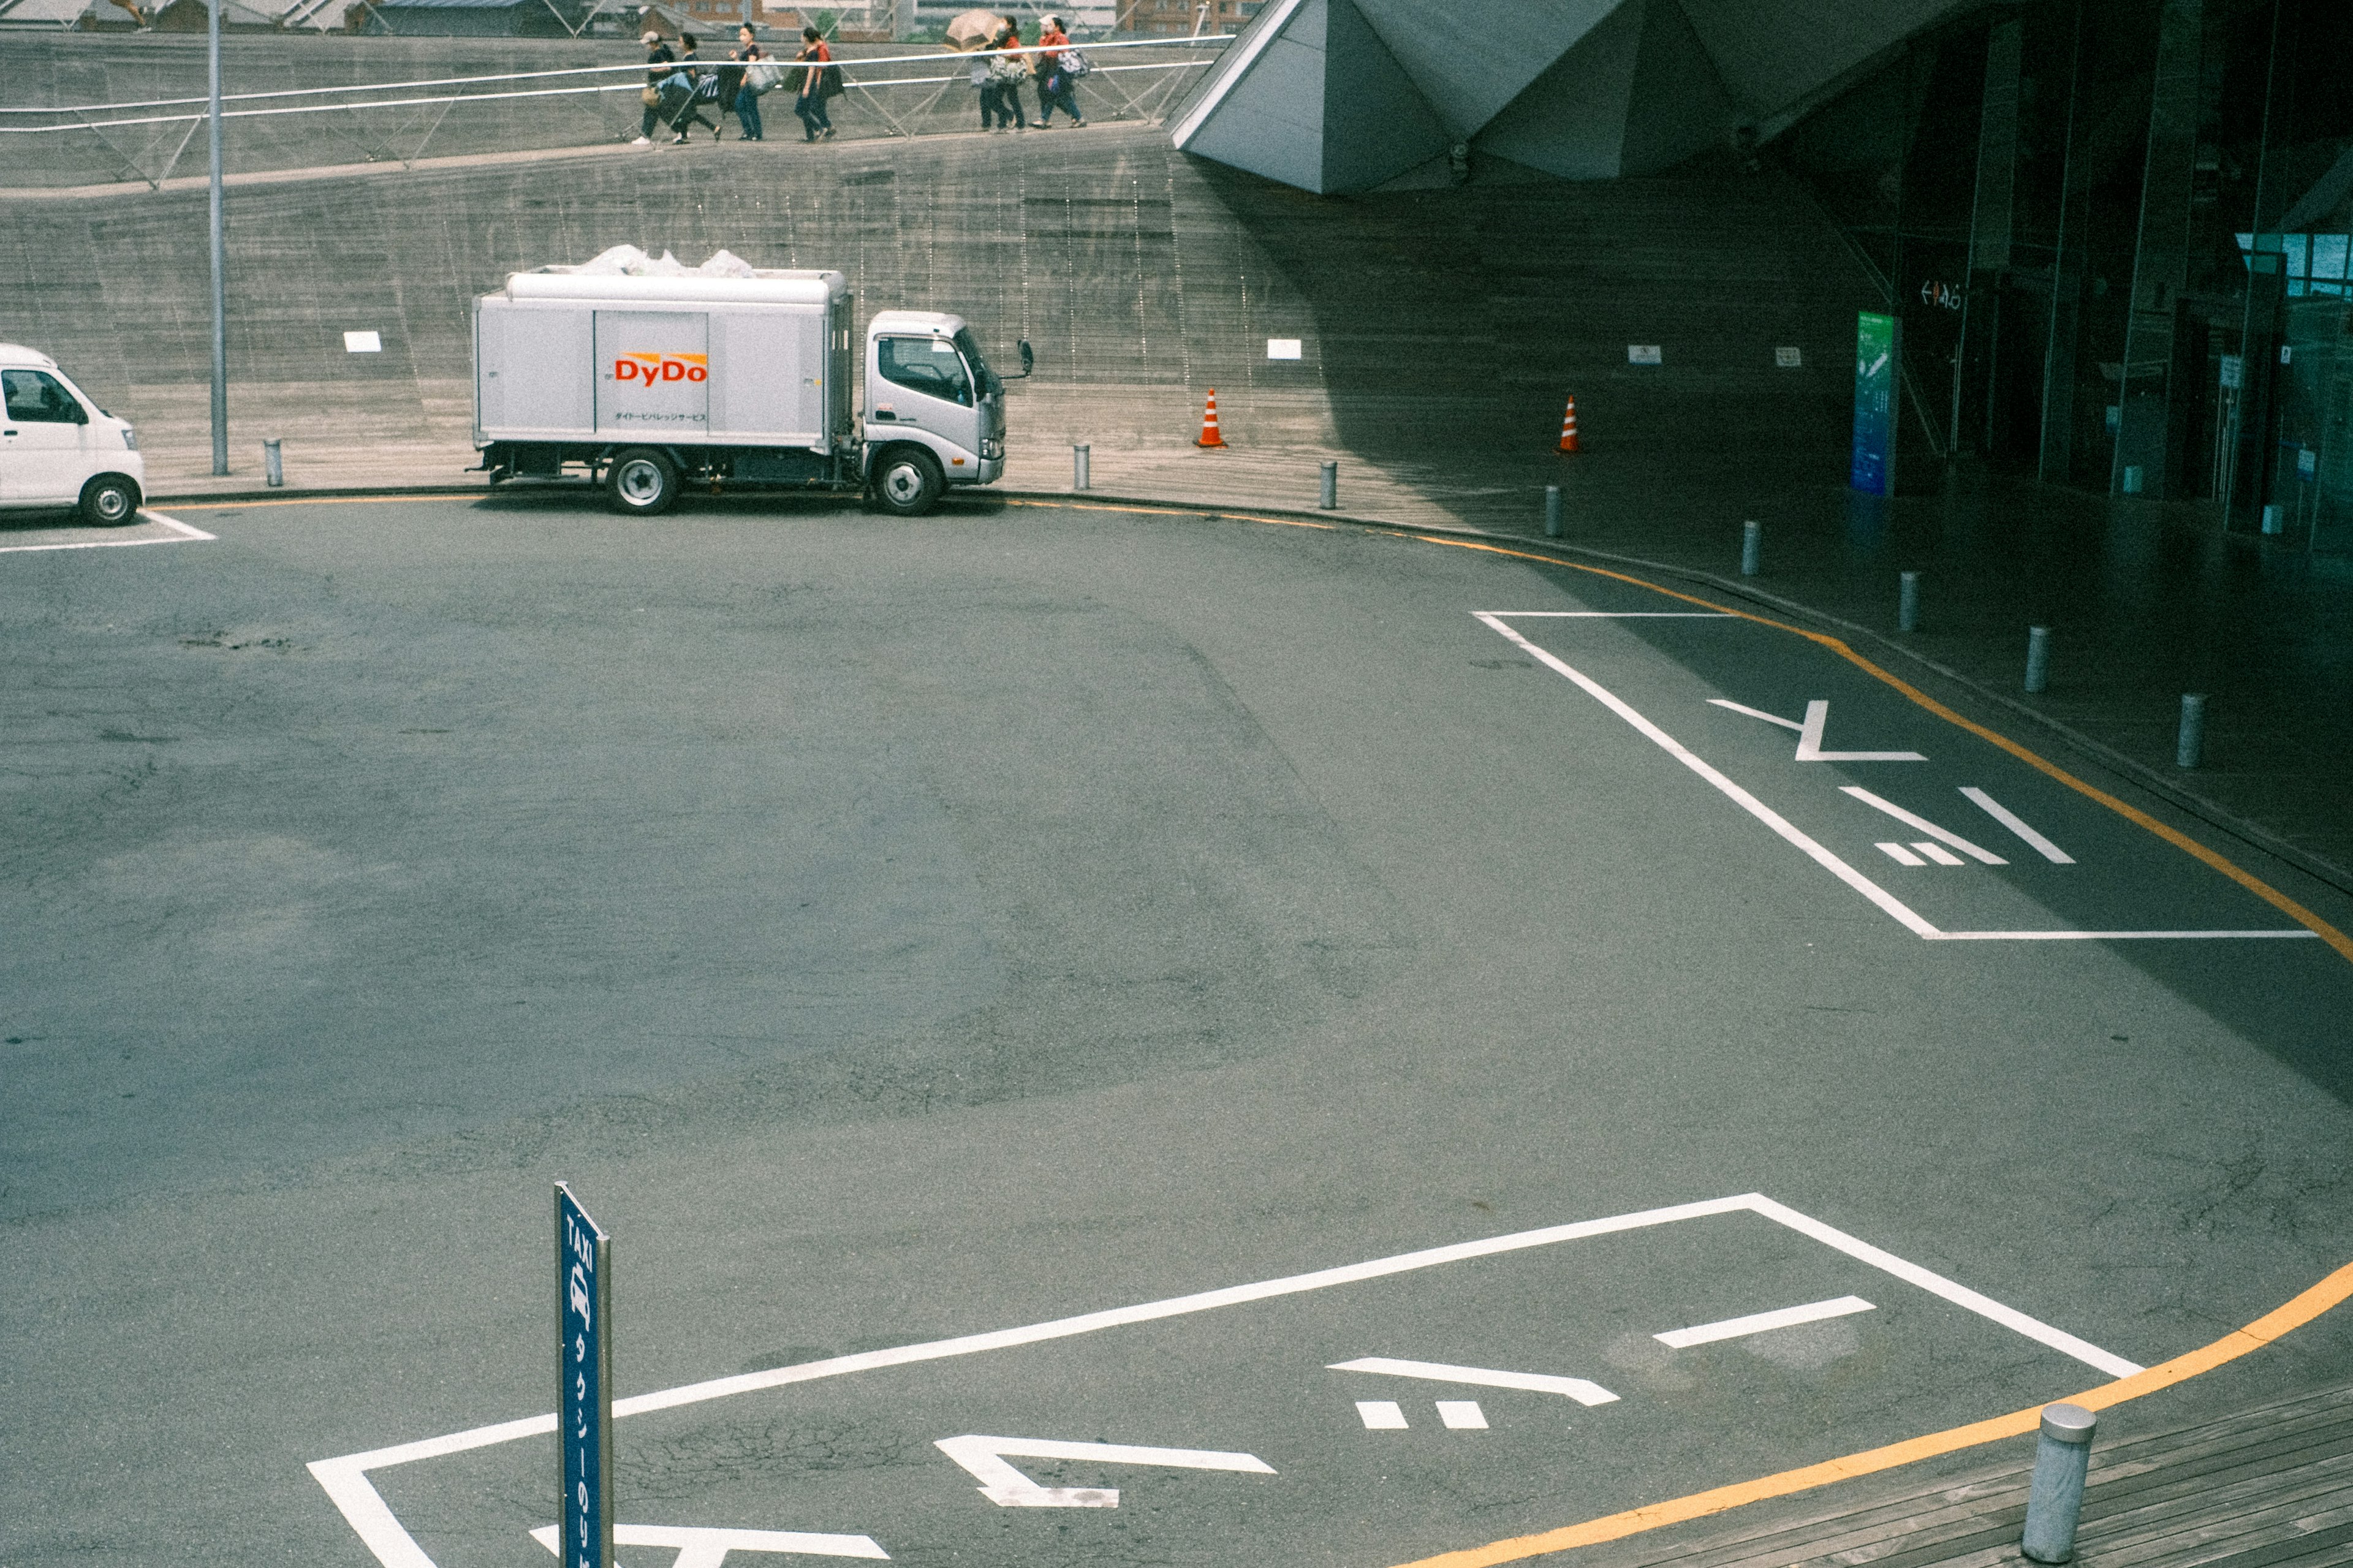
[614,350,708,384]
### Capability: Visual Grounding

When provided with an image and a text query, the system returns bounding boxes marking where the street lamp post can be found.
[208,0,227,475]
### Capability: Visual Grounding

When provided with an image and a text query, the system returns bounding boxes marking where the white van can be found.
[0,344,143,525]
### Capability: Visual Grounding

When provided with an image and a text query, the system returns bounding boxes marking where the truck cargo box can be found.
[474,268,854,452]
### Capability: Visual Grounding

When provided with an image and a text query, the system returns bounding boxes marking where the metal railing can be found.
[0,34,1232,188]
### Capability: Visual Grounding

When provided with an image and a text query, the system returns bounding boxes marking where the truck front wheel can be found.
[80,474,140,526]
[871,447,944,517]
[607,449,679,515]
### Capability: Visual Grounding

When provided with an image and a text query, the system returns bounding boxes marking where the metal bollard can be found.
[263,437,284,488]
[1072,443,1090,491]
[2021,1403,2096,1562]
[1898,570,1921,632]
[1741,520,1760,577]
[2177,693,2207,769]
[2025,626,2050,694]
[1319,460,1338,510]
[1544,485,1563,539]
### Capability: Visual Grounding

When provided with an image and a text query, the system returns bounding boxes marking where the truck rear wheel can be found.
[607,449,679,515]
[871,447,944,517]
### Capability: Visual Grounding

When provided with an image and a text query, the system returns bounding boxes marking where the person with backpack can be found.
[1032,13,1083,129]
[794,25,838,142]
[730,25,768,142]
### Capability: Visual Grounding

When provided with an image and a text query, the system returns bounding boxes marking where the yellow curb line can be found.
[1387,1257,2353,1568]
[1420,535,2353,966]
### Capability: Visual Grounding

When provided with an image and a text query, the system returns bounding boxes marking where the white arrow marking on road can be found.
[933,1435,1275,1509]
[1328,1357,1619,1406]
[1841,787,2006,864]
[529,1523,889,1564]
[1795,701,1926,762]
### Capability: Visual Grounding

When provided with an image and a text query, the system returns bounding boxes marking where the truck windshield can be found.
[953,329,1002,398]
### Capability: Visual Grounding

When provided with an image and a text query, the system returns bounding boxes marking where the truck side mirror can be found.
[1018,339,1034,376]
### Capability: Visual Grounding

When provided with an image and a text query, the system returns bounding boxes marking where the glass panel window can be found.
[2,369,83,423]
[877,336,972,407]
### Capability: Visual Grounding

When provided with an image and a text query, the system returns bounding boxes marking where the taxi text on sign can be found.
[557,1183,614,1568]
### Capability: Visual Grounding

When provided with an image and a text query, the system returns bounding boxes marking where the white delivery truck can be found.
[473,256,1029,517]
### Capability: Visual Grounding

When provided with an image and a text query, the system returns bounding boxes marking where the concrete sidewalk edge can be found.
[138,479,2353,901]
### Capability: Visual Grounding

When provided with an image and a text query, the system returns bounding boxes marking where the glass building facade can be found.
[1779,0,2353,549]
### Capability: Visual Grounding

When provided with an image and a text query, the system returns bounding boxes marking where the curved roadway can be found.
[4,492,2351,1568]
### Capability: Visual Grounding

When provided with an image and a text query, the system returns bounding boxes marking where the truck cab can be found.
[863,311,1007,514]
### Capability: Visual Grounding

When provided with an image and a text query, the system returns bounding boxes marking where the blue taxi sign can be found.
[556,1183,613,1568]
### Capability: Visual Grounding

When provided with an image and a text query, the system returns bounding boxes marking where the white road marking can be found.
[530,1523,889,1563]
[1436,1401,1488,1430]
[307,1192,2142,1568]
[1743,1196,2139,1376]
[1476,614,1941,937]
[1841,787,2007,864]
[0,509,216,553]
[1929,928,2319,941]
[1477,611,1735,618]
[1709,697,1805,732]
[1355,1400,1409,1430]
[1876,842,1927,866]
[1654,1295,1876,1348]
[1912,840,1966,866]
[1479,613,2316,944]
[933,1436,1274,1509]
[1328,1357,1618,1406]
[1795,700,1927,762]
[1961,787,2075,863]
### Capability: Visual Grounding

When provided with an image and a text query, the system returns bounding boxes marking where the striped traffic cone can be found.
[1557,396,1580,453]
[1195,388,1227,449]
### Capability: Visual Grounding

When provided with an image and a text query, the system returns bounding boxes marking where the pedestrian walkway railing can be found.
[0,34,1232,190]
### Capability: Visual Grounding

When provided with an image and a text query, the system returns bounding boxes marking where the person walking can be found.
[1033,13,1083,129]
[635,29,680,146]
[984,17,1028,130]
[730,26,768,142]
[794,25,838,142]
[665,32,720,143]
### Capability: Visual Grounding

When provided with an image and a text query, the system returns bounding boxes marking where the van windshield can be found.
[953,329,1002,397]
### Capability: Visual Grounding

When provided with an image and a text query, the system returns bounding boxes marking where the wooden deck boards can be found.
[1566,1385,2353,1568]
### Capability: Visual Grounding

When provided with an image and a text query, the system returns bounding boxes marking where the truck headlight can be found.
[981,437,1002,460]
[121,426,138,451]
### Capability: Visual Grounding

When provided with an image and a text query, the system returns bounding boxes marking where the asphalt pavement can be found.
[4,492,2351,1568]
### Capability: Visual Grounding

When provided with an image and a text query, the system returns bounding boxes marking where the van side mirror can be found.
[1018,339,1034,376]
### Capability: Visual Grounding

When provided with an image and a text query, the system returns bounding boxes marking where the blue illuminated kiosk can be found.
[1852,311,1900,496]
[557,1183,614,1568]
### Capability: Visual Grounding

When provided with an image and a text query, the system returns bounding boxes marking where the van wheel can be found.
[607,449,679,515]
[80,474,140,527]
[871,447,944,516]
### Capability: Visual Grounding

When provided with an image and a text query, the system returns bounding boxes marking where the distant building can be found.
[360,0,588,32]
[1118,0,1255,35]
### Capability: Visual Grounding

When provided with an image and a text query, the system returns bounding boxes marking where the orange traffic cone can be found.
[1557,396,1580,453]
[1195,388,1226,449]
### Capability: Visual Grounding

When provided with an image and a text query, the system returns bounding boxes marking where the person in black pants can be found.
[665,32,719,143]
[794,26,836,142]
[635,31,676,145]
